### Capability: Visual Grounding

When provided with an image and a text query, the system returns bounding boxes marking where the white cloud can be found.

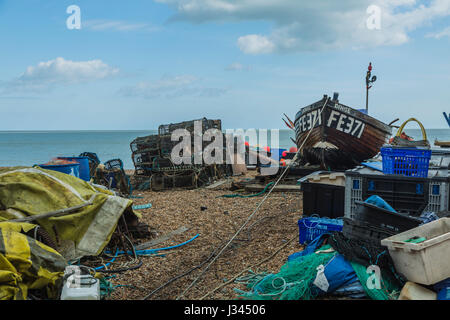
[426,26,450,38]
[120,74,227,98]
[225,62,251,71]
[83,19,160,32]
[7,57,118,91]
[155,0,450,53]
[237,35,275,54]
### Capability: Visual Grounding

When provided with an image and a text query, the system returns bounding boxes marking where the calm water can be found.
[0,129,448,170]
[0,129,297,169]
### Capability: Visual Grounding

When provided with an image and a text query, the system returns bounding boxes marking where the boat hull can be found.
[294,96,392,169]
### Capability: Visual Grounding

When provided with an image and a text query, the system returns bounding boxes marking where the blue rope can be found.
[106,234,200,256]
[95,248,120,271]
[374,250,387,266]
[132,203,152,210]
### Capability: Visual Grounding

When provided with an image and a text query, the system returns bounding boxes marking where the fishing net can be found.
[351,262,400,300]
[237,245,337,300]
[328,232,405,295]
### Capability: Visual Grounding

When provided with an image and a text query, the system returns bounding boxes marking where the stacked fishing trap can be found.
[130,118,233,191]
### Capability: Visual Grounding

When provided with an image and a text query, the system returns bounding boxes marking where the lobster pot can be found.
[132,151,159,168]
[130,134,159,153]
[158,118,222,136]
[151,171,198,191]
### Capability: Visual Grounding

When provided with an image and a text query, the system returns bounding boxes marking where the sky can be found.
[0,0,450,130]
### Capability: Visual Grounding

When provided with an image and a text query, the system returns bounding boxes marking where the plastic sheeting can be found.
[0,222,66,300]
[0,167,136,260]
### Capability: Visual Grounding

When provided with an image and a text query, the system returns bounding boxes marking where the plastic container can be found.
[342,217,396,244]
[38,163,80,178]
[57,157,90,181]
[60,266,100,300]
[381,218,450,285]
[298,217,343,244]
[306,172,346,187]
[61,275,100,300]
[354,201,422,233]
[381,147,432,178]
[345,166,450,219]
[398,282,437,300]
[302,182,345,218]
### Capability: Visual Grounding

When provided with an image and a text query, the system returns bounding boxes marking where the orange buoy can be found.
[289,147,298,153]
[282,151,288,157]
[280,158,286,167]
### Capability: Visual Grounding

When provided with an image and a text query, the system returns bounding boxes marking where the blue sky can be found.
[0,0,450,130]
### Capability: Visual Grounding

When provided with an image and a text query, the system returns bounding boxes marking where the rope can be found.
[140,243,220,300]
[177,97,330,300]
[199,235,296,300]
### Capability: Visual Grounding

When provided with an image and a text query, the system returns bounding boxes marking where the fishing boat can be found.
[294,94,392,169]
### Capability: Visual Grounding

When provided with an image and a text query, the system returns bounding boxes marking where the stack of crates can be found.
[345,166,450,219]
[343,165,450,243]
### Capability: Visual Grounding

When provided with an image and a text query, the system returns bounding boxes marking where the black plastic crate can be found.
[345,167,450,219]
[354,201,422,233]
[342,217,396,244]
[362,176,428,216]
[302,182,345,218]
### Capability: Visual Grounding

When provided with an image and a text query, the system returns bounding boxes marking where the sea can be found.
[0,129,449,170]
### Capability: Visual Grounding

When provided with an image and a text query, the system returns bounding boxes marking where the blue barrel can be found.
[38,163,80,178]
[57,157,90,181]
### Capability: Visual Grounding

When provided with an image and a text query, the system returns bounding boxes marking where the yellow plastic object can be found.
[0,222,66,300]
[395,118,428,141]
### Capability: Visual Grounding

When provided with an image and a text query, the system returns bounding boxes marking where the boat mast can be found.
[365,62,377,114]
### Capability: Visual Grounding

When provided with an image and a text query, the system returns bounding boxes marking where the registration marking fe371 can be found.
[297,109,366,139]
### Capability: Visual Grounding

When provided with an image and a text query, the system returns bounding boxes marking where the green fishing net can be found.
[351,262,400,300]
[237,245,337,300]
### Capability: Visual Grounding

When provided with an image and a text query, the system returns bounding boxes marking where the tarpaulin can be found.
[0,167,136,260]
[310,254,359,295]
[0,221,66,300]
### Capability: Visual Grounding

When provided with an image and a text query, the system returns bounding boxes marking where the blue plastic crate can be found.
[298,217,343,245]
[381,147,431,178]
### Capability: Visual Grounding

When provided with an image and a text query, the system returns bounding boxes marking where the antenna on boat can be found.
[365,62,377,114]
